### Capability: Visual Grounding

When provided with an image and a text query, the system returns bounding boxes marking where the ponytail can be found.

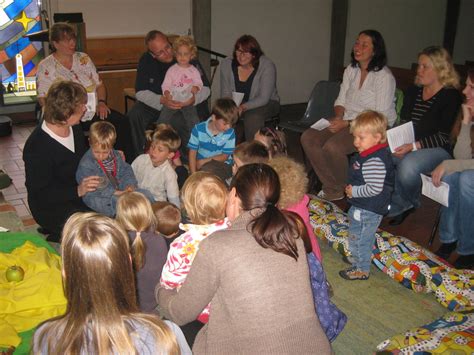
[131,231,145,270]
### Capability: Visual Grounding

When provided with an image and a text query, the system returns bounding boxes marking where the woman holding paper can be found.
[301,29,396,201]
[36,23,131,158]
[430,68,474,269]
[387,46,462,225]
[220,34,280,142]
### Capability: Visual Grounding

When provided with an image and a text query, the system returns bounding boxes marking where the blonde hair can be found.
[33,212,179,354]
[148,126,181,153]
[182,171,227,225]
[350,110,388,143]
[152,201,181,236]
[268,156,308,209]
[89,121,116,149]
[212,98,239,126]
[233,141,270,165]
[116,192,156,270]
[172,35,198,58]
[417,46,460,89]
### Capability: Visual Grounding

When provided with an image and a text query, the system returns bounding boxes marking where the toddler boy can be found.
[152,201,182,249]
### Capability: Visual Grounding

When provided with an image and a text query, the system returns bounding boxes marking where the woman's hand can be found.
[461,103,473,125]
[160,95,182,110]
[181,94,196,108]
[431,163,446,187]
[393,143,415,159]
[97,102,111,119]
[77,176,100,197]
[328,118,348,133]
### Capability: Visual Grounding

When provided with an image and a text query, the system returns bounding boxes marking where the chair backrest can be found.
[301,80,340,124]
[393,88,404,127]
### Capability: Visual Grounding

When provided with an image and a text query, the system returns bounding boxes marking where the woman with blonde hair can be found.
[116,192,168,313]
[388,46,462,225]
[33,212,190,354]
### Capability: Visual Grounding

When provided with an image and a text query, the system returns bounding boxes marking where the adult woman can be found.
[220,35,280,142]
[431,68,474,269]
[33,212,190,354]
[388,46,462,225]
[301,29,396,201]
[23,81,98,242]
[36,22,132,159]
[157,164,331,354]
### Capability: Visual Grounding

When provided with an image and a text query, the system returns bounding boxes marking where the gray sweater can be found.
[220,55,280,110]
[441,122,474,174]
[156,210,331,355]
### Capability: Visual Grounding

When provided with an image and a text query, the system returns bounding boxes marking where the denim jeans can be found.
[439,169,474,255]
[389,148,451,217]
[347,206,383,273]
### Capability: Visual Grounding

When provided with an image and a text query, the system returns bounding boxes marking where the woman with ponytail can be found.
[116,192,168,313]
[156,164,331,354]
[33,212,190,354]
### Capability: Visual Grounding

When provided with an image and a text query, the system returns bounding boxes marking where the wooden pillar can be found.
[328,0,349,81]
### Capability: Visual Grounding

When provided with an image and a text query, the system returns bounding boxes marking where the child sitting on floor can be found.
[339,110,394,281]
[160,172,230,323]
[232,140,270,174]
[188,98,239,181]
[76,121,153,217]
[254,126,287,157]
[268,155,322,261]
[116,192,168,313]
[132,127,181,208]
[152,201,182,249]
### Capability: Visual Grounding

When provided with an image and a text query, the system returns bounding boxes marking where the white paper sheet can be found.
[232,92,244,106]
[310,118,330,131]
[387,121,415,152]
[82,92,97,122]
[420,173,449,207]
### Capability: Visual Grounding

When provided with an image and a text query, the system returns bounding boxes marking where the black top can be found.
[232,59,258,103]
[401,85,462,151]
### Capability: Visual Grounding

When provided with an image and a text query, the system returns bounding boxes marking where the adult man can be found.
[127,30,210,160]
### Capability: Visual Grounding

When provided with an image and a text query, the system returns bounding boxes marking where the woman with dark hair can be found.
[301,29,396,201]
[387,46,462,225]
[156,164,331,354]
[220,35,280,141]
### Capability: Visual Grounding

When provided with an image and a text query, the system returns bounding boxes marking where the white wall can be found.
[453,0,474,65]
[345,0,446,69]
[52,0,192,37]
[211,0,332,105]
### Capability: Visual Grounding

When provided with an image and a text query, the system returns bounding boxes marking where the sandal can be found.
[339,267,369,281]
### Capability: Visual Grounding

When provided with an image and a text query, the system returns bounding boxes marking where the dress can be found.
[23,123,89,239]
[157,209,332,354]
[160,219,230,323]
[389,86,463,216]
[127,52,210,160]
[220,56,280,141]
[301,64,396,198]
[131,154,180,208]
[76,149,153,217]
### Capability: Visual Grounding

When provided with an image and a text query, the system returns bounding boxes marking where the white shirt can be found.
[334,65,397,126]
[41,121,75,152]
[131,155,180,208]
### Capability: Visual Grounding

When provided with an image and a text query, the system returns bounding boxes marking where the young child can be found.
[268,155,322,261]
[160,172,230,323]
[152,201,182,249]
[232,140,270,175]
[145,124,188,188]
[339,110,394,280]
[254,126,287,157]
[188,98,239,181]
[116,192,168,313]
[132,127,181,208]
[76,121,153,217]
[160,36,203,147]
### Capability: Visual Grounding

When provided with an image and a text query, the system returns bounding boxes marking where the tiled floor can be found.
[0,122,37,227]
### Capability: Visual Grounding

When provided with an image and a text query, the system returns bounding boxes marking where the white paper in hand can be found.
[387,121,415,152]
[82,92,97,122]
[420,173,449,207]
[310,118,330,131]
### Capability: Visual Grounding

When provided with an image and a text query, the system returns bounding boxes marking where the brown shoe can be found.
[339,267,369,281]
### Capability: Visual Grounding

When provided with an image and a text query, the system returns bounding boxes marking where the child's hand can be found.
[164,90,172,100]
[125,185,135,192]
[114,190,125,196]
[345,184,353,198]
[191,86,200,94]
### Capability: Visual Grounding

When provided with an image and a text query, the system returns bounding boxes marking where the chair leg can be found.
[428,207,442,246]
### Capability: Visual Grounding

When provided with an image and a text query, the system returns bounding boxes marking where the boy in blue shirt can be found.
[188,98,239,181]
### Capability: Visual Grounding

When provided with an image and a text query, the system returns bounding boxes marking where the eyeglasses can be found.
[150,43,172,59]
[235,49,251,56]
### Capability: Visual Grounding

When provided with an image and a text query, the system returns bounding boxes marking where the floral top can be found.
[36,52,101,97]
[160,219,230,323]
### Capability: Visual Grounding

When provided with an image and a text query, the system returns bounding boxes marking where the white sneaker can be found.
[317,190,344,201]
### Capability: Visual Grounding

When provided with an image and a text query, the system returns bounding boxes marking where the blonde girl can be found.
[116,192,168,313]
[33,212,190,354]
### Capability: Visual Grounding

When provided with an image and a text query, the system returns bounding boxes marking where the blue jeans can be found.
[347,206,383,273]
[389,148,451,216]
[439,170,474,255]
